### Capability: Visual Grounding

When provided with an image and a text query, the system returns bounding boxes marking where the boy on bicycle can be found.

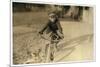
[39,12,64,62]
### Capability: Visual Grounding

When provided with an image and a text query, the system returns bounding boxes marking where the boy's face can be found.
[49,15,56,22]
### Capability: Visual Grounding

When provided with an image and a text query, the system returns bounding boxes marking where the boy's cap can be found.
[49,13,56,17]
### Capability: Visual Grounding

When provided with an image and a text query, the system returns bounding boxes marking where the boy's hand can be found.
[39,31,43,34]
[57,30,64,39]
[60,34,64,39]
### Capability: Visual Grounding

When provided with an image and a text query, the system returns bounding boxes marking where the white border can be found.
[10,1,96,67]
[10,0,13,66]
[12,0,95,7]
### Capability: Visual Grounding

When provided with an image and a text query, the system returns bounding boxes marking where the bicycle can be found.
[39,33,63,62]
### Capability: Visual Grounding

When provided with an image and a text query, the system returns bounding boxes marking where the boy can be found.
[39,12,64,39]
[39,12,64,61]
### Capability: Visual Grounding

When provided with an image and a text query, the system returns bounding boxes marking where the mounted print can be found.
[11,1,95,66]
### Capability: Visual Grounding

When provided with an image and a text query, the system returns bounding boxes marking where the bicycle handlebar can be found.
[39,34,61,42]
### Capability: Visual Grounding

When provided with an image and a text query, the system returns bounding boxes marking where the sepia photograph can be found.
[12,2,94,65]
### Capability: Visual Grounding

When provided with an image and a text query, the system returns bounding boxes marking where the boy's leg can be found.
[50,41,59,61]
[54,41,59,52]
[49,41,55,61]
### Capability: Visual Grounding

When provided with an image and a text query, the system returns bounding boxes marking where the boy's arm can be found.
[39,22,49,34]
[57,21,64,39]
[57,21,63,34]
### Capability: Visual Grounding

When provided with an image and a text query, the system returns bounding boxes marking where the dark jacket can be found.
[40,19,63,34]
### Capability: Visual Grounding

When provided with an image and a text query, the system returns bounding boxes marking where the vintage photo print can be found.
[11,1,95,66]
